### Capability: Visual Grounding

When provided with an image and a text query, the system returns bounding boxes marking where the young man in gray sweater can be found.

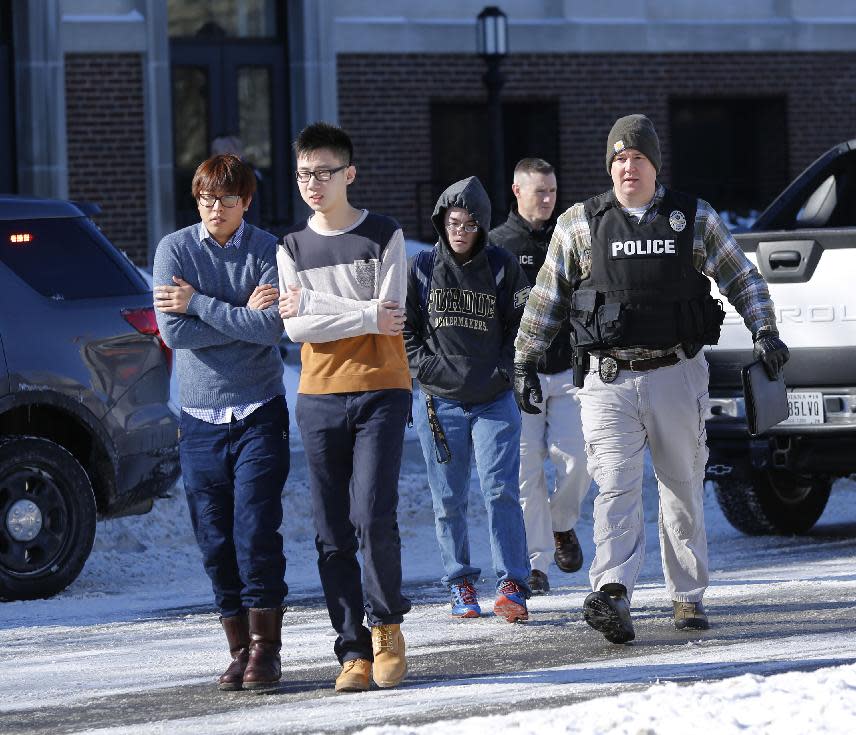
[153,154,288,692]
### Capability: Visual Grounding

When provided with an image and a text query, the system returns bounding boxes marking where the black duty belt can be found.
[611,353,681,372]
[594,351,681,383]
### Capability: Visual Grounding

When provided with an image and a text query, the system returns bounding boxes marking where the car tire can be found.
[0,436,97,600]
[713,469,832,535]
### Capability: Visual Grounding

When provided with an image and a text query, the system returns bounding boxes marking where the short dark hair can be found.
[191,154,256,201]
[293,122,353,165]
[513,157,555,177]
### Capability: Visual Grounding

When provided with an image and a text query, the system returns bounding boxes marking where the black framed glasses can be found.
[445,222,479,234]
[294,165,349,183]
[198,194,241,208]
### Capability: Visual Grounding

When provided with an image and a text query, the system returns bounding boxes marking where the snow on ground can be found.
[357,662,856,735]
[1,360,856,732]
[1,472,854,733]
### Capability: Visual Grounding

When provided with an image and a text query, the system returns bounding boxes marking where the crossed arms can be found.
[152,244,284,349]
[276,229,407,343]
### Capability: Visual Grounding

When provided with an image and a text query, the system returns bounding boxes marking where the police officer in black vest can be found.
[491,158,591,596]
[513,114,788,643]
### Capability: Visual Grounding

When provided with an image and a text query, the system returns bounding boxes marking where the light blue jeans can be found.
[413,389,531,593]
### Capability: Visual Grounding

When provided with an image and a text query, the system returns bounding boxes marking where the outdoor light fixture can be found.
[476,6,508,59]
[476,6,509,224]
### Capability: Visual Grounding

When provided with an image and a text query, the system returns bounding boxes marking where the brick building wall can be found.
[338,52,856,241]
[66,54,148,265]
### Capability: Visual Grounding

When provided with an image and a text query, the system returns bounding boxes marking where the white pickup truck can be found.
[704,139,856,535]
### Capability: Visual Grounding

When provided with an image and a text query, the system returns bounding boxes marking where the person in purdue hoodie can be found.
[514,114,789,643]
[404,176,532,623]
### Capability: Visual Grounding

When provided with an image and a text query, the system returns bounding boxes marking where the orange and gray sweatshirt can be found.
[276,209,411,394]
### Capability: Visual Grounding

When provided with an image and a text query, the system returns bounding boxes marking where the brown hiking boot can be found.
[371,624,407,688]
[242,607,284,690]
[673,601,709,631]
[335,658,372,693]
[554,529,583,573]
[218,612,250,691]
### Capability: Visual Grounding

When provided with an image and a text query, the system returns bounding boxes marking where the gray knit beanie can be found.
[605,114,661,174]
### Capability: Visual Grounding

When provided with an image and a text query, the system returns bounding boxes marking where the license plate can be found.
[781,392,824,425]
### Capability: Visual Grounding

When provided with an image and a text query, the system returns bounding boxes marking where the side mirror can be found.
[795,175,836,228]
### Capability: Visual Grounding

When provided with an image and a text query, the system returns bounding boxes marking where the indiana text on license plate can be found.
[782,392,824,425]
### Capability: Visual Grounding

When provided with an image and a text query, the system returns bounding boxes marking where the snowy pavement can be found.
[1,409,856,733]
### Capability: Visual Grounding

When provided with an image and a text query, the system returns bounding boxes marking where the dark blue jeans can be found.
[179,396,289,617]
[296,389,412,664]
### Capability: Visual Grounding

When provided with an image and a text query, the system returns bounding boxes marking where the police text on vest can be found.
[611,239,676,257]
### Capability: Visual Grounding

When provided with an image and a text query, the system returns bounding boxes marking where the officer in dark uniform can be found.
[513,114,789,643]
[491,158,591,596]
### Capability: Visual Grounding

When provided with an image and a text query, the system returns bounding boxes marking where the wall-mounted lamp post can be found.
[477,6,508,225]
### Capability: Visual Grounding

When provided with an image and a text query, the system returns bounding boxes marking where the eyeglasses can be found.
[294,165,349,183]
[198,194,241,208]
[445,222,479,234]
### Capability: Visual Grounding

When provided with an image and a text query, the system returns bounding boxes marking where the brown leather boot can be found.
[242,607,284,691]
[218,612,250,691]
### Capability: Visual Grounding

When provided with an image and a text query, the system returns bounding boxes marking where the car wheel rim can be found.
[0,466,71,576]
[768,474,814,506]
[6,498,43,541]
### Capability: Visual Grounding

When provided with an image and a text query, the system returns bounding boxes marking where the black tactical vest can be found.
[568,188,724,351]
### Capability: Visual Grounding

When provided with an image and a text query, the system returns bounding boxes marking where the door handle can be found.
[768,251,801,269]
[755,239,818,282]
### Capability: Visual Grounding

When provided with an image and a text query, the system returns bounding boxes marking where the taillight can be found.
[121,307,173,375]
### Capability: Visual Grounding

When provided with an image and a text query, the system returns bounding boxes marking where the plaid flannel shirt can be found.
[514,184,778,363]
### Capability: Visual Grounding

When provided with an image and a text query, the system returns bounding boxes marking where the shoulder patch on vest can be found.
[669,210,687,232]
[514,286,530,309]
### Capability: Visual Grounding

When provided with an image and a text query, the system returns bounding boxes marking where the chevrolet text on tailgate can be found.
[704,139,856,535]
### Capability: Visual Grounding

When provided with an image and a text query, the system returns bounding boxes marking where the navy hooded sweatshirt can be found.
[403,176,530,404]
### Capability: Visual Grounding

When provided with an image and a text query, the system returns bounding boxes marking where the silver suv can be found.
[0,195,179,599]
[705,140,856,534]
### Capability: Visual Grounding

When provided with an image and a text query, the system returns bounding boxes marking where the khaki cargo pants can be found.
[519,368,592,574]
[579,349,710,603]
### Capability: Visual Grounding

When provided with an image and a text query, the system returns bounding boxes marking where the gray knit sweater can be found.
[152,223,284,410]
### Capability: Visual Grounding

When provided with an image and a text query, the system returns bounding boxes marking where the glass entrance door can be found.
[169,1,290,230]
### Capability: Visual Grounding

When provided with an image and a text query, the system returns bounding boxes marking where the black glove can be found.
[513,362,543,414]
[753,332,790,380]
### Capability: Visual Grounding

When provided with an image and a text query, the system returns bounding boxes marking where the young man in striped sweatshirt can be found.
[277,123,411,693]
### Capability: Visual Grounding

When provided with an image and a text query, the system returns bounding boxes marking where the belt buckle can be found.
[598,355,618,383]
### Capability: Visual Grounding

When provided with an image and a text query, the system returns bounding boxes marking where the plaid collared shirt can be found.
[515,184,778,362]
[184,219,272,425]
[198,219,245,250]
